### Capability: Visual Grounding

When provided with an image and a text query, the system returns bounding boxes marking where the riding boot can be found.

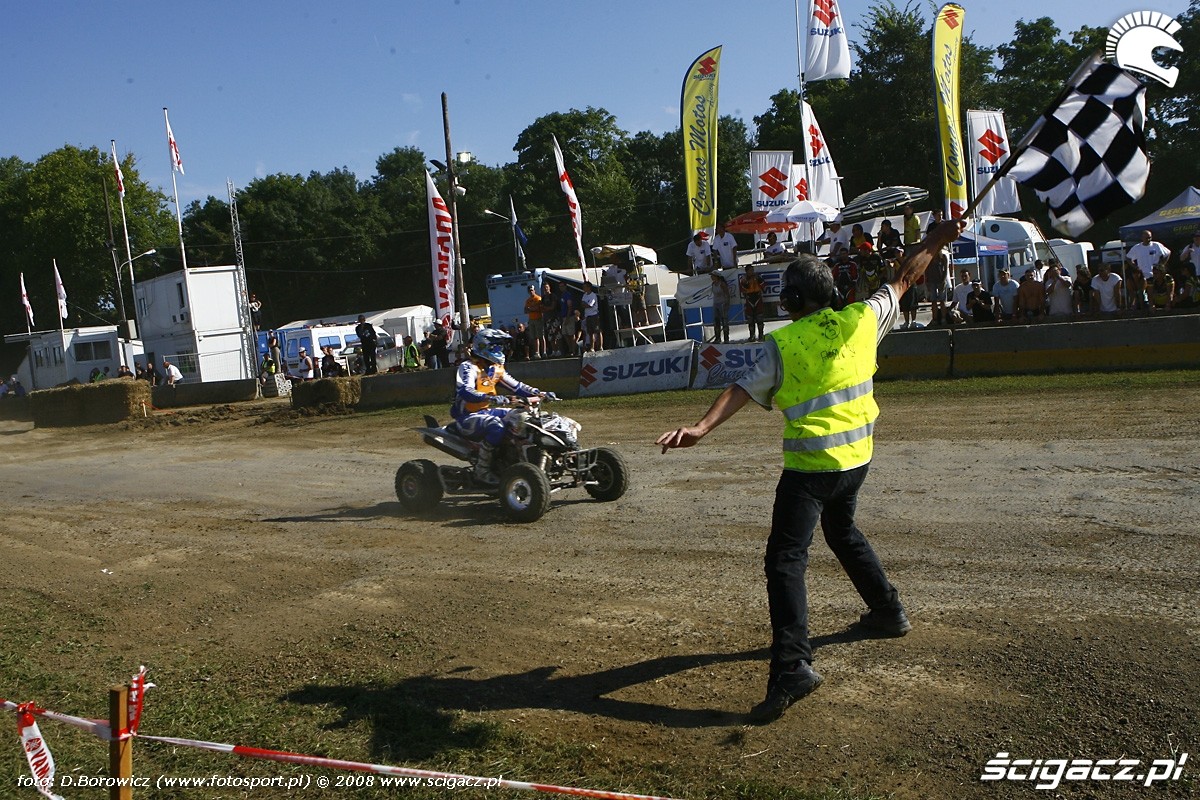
[474,442,498,485]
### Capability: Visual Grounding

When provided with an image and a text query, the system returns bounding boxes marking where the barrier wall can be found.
[877,328,953,379]
[578,342,695,398]
[951,316,1200,377]
[151,379,259,409]
[692,341,766,390]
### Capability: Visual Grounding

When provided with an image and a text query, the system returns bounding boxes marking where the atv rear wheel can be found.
[585,447,629,502]
[395,459,443,512]
[498,462,551,523]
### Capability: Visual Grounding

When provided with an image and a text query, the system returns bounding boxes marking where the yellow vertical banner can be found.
[932,5,967,218]
[682,46,721,234]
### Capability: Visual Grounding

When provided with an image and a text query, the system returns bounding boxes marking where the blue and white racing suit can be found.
[451,360,541,445]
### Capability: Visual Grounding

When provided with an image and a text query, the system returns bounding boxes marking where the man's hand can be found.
[656,426,707,453]
[891,219,966,297]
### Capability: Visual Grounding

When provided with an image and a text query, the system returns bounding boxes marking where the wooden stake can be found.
[108,685,132,800]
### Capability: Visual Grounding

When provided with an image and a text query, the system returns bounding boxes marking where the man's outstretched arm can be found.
[657,384,752,453]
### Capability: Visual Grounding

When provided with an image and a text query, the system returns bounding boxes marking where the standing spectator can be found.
[321,346,344,377]
[991,268,1018,321]
[401,335,421,371]
[832,254,858,306]
[1179,230,1200,273]
[711,221,739,269]
[1031,259,1048,283]
[857,255,887,304]
[924,208,945,237]
[1091,262,1124,315]
[740,264,765,342]
[427,325,449,369]
[355,314,379,375]
[249,293,263,330]
[162,357,183,386]
[950,269,974,324]
[1175,263,1198,309]
[686,232,714,275]
[1015,269,1045,321]
[710,271,731,344]
[921,251,948,327]
[1045,263,1074,317]
[1125,264,1148,311]
[524,285,545,359]
[1126,229,1171,283]
[902,204,922,247]
[581,281,602,352]
[267,333,283,375]
[822,220,851,256]
[1148,264,1175,311]
[297,347,315,380]
[559,289,579,357]
[1072,266,1092,314]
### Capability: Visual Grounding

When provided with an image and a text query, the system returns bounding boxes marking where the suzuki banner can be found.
[682,46,722,235]
[795,102,844,209]
[966,109,1021,216]
[692,341,769,390]
[751,150,795,212]
[803,0,852,81]
[425,171,456,329]
[578,341,696,397]
[933,4,968,218]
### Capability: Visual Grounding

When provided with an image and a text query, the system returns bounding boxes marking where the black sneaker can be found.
[857,608,912,637]
[748,665,823,724]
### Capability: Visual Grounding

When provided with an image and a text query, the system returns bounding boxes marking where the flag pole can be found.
[164,108,188,271]
[441,93,470,339]
[110,141,135,317]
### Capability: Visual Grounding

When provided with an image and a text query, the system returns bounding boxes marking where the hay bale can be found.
[30,380,151,427]
[291,377,361,409]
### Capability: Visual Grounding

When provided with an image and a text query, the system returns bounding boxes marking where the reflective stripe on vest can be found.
[768,303,879,473]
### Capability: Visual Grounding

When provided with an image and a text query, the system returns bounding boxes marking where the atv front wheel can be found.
[498,462,551,523]
[395,459,443,512]
[584,447,629,502]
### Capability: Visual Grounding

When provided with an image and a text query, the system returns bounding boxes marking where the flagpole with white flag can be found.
[53,260,68,378]
[164,108,188,271]
[20,272,34,332]
[110,140,135,289]
[552,135,587,278]
[509,196,528,271]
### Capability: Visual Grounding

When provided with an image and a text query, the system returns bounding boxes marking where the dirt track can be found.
[1,384,1197,799]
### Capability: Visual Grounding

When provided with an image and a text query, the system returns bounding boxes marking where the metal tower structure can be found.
[228,179,258,383]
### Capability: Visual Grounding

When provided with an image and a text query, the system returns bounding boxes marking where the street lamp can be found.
[121,248,156,338]
[484,205,526,274]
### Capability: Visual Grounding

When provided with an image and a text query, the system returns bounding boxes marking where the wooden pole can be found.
[108,685,132,800]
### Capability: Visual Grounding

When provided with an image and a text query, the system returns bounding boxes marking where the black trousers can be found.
[765,464,901,675]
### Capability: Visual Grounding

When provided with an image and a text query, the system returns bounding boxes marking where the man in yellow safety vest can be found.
[657,218,964,723]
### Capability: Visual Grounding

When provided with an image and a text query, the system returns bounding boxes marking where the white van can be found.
[280,324,394,376]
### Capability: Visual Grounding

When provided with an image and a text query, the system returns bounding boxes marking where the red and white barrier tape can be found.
[5,680,686,800]
[10,702,65,800]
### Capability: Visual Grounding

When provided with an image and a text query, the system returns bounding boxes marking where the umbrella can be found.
[766,200,841,224]
[723,210,798,235]
[840,186,929,224]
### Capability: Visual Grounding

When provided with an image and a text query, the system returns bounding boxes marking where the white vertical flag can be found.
[796,101,844,209]
[804,0,852,80]
[53,262,68,320]
[425,171,456,330]
[110,140,125,196]
[165,109,185,174]
[552,135,587,275]
[20,272,34,328]
[966,110,1020,216]
[750,150,795,210]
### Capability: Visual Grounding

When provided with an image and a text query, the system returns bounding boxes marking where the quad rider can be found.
[452,328,546,485]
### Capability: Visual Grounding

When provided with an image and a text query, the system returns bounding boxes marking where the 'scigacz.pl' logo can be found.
[977,129,1007,164]
[758,168,789,199]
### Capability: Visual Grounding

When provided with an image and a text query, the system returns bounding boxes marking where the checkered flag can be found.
[1007,55,1148,237]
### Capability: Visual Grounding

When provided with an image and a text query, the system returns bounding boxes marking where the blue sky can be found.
[3,0,1187,207]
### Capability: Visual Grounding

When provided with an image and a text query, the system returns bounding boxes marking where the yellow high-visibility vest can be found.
[767,304,879,472]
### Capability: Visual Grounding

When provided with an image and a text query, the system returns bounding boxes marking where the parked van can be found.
[279,324,394,376]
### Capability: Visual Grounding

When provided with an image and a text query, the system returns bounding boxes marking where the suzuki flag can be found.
[966,110,1020,216]
[110,140,125,196]
[20,273,34,327]
[53,261,67,320]
[751,151,795,212]
[794,102,844,209]
[425,171,456,329]
[804,0,852,80]
[933,4,968,218]
[552,135,587,275]
[164,108,185,174]
[682,46,722,234]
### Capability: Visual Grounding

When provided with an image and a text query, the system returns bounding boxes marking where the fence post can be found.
[108,684,133,800]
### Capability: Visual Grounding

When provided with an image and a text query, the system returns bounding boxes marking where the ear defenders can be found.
[779,283,806,314]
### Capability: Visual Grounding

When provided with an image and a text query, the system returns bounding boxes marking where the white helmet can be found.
[471,328,511,365]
